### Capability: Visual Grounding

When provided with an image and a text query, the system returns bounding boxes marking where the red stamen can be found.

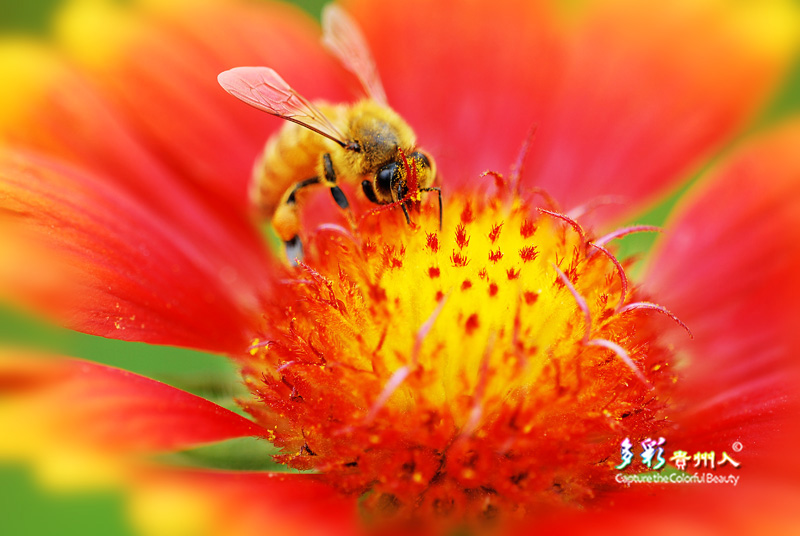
[488,282,499,296]
[247,340,273,351]
[460,202,475,223]
[465,313,480,335]
[593,225,662,249]
[523,187,561,212]
[426,232,440,252]
[398,147,418,193]
[276,360,300,373]
[365,365,411,423]
[296,261,342,311]
[315,223,354,237]
[553,263,591,345]
[520,218,537,238]
[566,195,626,221]
[587,242,628,311]
[480,170,507,192]
[538,208,587,245]
[451,251,469,267]
[619,301,693,339]
[455,224,470,249]
[586,338,650,387]
[488,222,504,243]
[523,291,538,305]
[519,245,538,262]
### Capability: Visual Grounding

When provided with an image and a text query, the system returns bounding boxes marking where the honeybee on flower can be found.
[219,5,439,261]
[0,0,799,535]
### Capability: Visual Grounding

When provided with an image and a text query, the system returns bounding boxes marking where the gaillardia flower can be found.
[2,0,800,534]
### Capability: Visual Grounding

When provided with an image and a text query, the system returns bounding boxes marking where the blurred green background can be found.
[1,0,800,534]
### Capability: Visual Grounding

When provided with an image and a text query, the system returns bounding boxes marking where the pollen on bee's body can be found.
[238,186,683,526]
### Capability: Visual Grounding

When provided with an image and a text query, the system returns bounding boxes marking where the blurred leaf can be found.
[156,437,302,472]
[0,0,62,34]
[0,464,134,536]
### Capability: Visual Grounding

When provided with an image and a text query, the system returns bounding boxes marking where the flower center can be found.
[239,188,680,526]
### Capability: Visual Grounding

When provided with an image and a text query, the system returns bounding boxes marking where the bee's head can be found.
[363,150,437,205]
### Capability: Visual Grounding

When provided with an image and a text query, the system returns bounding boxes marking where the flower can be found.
[2,0,800,534]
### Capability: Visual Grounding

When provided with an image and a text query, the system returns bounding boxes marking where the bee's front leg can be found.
[322,153,356,230]
[419,187,443,230]
[322,153,350,209]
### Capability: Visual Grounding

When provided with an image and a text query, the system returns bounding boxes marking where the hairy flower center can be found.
[239,189,678,525]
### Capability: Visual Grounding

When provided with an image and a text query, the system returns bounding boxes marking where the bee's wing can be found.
[321,4,388,106]
[218,66,347,146]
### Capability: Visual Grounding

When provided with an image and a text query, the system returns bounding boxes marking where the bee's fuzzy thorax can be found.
[344,100,416,174]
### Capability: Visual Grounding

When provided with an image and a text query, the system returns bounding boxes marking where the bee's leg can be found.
[286,176,322,203]
[400,202,412,225]
[395,183,413,226]
[322,153,357,230]
[321,153,349,209]
[330,186,349,210]
[274,176,322,264]
[420,187,443,230]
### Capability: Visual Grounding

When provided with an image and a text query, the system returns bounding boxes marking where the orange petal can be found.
[346,0,799,219]
[0,41,173,195]
[0,43,278,314]
[53,0,349,212]
[130,468,361,536]
[645,118,800,475]
[0,148,269,353]
[0,355,266,487]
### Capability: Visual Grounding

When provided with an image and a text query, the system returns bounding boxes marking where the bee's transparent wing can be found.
[218,66,347,146]
[321,4,388,106]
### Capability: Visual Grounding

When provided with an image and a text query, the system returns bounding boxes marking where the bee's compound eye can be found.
[410,151,430,169]
[375,162,398,195]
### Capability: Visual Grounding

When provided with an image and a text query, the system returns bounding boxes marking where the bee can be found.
[218,4,440,262]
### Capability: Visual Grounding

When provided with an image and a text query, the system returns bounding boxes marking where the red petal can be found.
[54,0,349,212]
[0,355,266,453]
[0,148,269,353]
[345,0,562,190]
[1,354,359,533]
[526,0,800,216]
[645,119,800,472]
[131,469,360,536]
[347,0,799,219]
